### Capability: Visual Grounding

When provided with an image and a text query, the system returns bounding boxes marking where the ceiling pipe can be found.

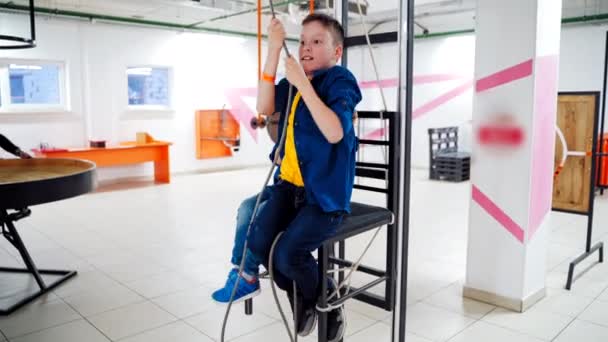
[187,0,302,27]
[414,12,608,39]
[0,2,299,41]
[3,2,608,42]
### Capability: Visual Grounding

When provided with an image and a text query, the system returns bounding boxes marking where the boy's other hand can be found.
[285,56,309,90]
[268,18,286,51]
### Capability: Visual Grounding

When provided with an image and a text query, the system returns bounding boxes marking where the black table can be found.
[0,158,96,315]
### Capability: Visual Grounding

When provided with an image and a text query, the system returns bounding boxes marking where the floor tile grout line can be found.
[420,280,463,302]
[68,291,235,342]
[559,274,608,335]
[566,318,608,332]
[440,313,477,342]
[479,319,549,342]
[66,297,149,323]
[59,297,114,342]
[111,319,182,342]
[77,262,184,299]
[420,299,494,321]
[575,316,608,330]
[342,304,391,322]
[478,306,497,320]
[338,320,383,340]
[482,313,581,342]
[92,298,181,342]
[222,319,279,342]
[342,312,381,338]
[180,318,217,342]
[406,330,435,342]
[54,293,186,341]
[2,317,83,341]
[549,316,577,342]
[138,294,220,342]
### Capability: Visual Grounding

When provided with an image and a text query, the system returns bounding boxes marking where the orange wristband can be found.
[261,72,276,84]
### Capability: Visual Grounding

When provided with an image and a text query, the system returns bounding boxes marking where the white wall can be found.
[0,13,282,180]
[2,13,607,173]
[0,15,87,159]
[346,35,475,167]
[559,25,608,92]
[350,24,608,168]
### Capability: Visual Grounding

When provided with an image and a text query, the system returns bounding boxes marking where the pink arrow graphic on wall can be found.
[224,73,473,141]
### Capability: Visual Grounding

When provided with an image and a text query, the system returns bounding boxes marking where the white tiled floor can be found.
[481,306,574,340]
[86,301,177,340]
[552,319,608,342]
[0,168,607,341]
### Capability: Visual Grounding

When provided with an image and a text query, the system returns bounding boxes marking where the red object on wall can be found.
[477,125,524,147]
[599,133,608,187]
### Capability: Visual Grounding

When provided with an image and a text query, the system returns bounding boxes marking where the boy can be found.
[212,112,358,304]
[249,13,361,342]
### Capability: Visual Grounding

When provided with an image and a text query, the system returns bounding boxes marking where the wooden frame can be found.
[552,92,600,213]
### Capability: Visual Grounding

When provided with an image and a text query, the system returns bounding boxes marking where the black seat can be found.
[328,202,393,244]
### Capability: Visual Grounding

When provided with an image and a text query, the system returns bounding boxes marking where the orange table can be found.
[33,141,172,183]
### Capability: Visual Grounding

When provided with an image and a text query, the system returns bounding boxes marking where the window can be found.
[126,66,171,109]
[0,60,67,112]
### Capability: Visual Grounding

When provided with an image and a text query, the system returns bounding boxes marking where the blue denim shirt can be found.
[270,65,362,213]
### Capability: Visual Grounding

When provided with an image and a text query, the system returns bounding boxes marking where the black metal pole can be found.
[565,92,605,290]
[385,113,397,311]
[587,94,601,252]
[244,298,252,315]
[318,245,329,342]
[396,0,414,340]
[341,0,348,68]
[2,210,46,290]
[338,240,345,288]
[29,0,36,42]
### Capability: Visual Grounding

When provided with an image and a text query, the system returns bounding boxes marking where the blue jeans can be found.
[230,188,270,276]
[248,181,343,307]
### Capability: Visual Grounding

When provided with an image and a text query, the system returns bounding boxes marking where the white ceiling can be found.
[2,0,608,36]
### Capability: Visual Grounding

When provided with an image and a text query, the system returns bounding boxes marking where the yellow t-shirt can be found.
[279,92,304,186]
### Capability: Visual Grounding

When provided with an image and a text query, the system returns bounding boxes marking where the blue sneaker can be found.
[212,269,261,304]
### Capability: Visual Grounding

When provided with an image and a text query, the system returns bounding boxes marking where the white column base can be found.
[463,286,546,313]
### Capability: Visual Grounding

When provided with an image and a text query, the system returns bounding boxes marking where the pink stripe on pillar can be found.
[476,59,534,93]
[472,185,525,243]
[528,55,560,239]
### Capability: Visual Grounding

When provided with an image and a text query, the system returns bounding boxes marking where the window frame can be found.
[0,58,70,114]
[124,65,174,113]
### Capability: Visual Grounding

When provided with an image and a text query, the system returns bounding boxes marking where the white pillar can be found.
[464,0,562,312]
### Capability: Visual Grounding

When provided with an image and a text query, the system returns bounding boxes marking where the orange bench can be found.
[33,140,172,183]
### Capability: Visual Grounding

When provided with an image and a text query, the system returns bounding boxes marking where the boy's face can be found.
[299,21,343,75]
